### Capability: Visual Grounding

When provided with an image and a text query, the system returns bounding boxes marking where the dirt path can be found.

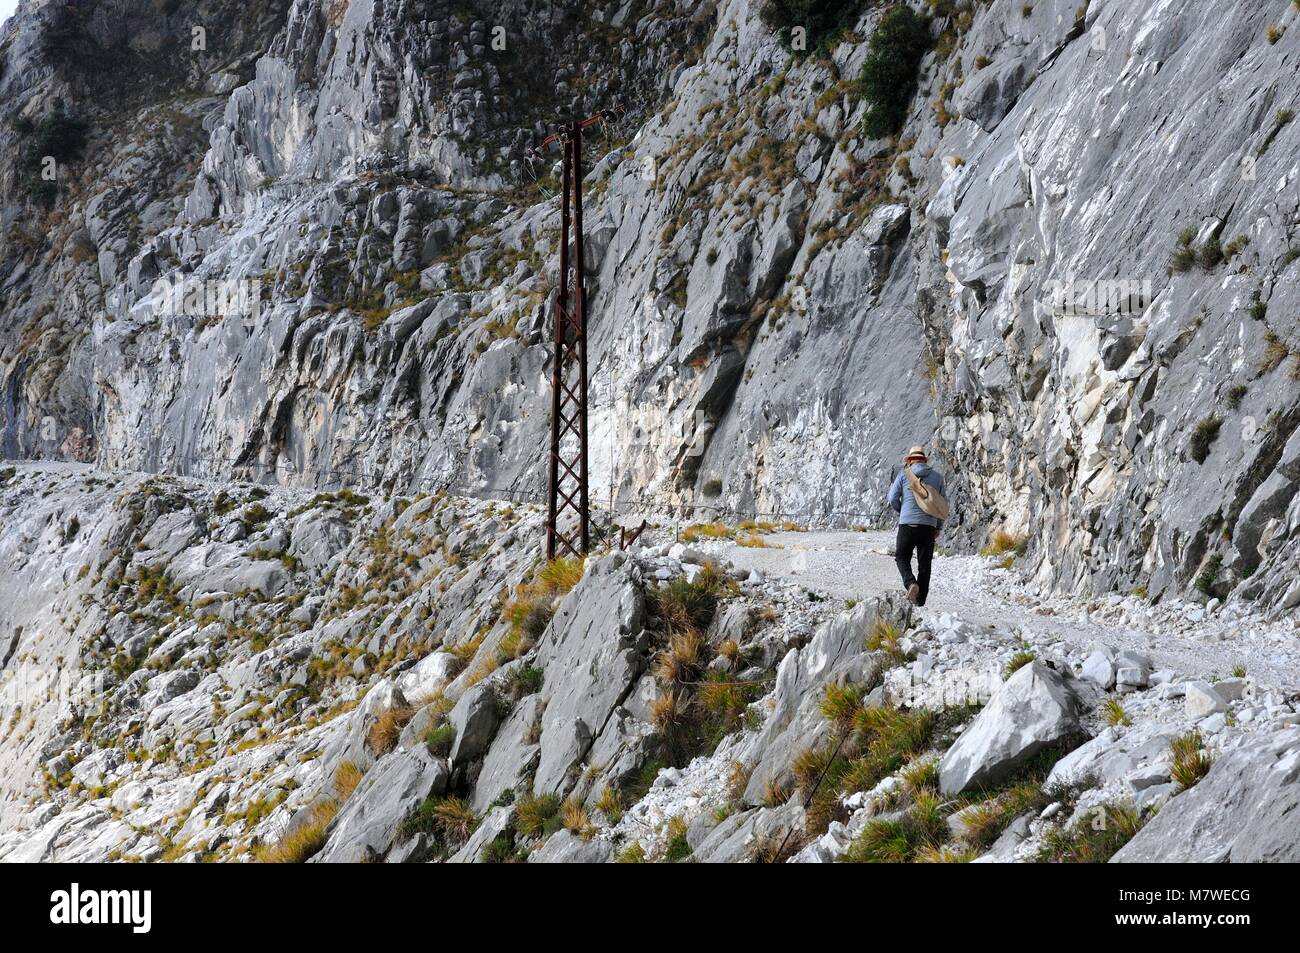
[693,530,1300,691]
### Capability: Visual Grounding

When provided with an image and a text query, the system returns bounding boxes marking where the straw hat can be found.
[903,446,928,463]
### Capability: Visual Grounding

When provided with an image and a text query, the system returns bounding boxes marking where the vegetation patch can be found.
[1004,651,1036,677]
[1194,553,1222,598]
[759,0,867,56]
[423,723,456,758]
[645,564,762,766]
[397,797,479,858]
[858,5,932,138]
[253,800,336,863]
[1034,803,1145,862]
[15,109,88,207]
[981,528,1028,557]
[367,705,416,755]
[1259,329,1290,374]
[515,792,562,839]
[1102,699,1131,727]
[1170,731,1212,790]
[499,557,585,659]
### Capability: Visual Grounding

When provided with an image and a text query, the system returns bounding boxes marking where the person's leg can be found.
[894,527,915,587]
[894,525,917,592]
[915,525,936,606]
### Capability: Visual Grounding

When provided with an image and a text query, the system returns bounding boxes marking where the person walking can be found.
[886,446,947,606]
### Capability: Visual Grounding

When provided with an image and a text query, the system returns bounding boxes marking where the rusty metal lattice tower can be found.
[531,105,623,559]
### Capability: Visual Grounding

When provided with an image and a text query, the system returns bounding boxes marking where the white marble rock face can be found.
[2,0,1300,864]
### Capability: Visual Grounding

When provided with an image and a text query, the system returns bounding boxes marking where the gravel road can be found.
[691,530,1300,691]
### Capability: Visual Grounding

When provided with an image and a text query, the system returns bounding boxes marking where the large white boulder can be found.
[1184,681,1227,719]
[939,661,1084,795]
[1080,651,1115,689]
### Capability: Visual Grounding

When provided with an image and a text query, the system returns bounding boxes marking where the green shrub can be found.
[1189,416,1222,464]
[1194,554,1222,597]
[841,817,916,862]
[503,665,544,701]
[423,723,456,758]
[1169,229,1197,272]
[480,834,521,863]
[28,111,87,164]
[663,816,692,861]
[29,179,59,208]
[17,109,88,206]
[759,0,866,55]
[858,5,932,138]
[1197,235,1223,270]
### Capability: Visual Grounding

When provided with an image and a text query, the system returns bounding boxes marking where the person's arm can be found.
[934,473,947,530]
[887,471,904,512]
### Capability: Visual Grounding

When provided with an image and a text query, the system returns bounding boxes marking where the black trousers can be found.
[895,524,937,606]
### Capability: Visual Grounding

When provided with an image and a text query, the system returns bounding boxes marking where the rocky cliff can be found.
[3,0,1300,862]
[4,0,1299,608]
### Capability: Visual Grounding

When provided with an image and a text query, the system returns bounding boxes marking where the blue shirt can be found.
[887,464,946,528]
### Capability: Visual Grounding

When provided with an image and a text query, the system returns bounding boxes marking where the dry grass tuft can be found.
[866,619,905,660]
[1260,328,1291,373]
[914,844,976,863]
[649,564,730,634]
[762,777,791,808]
[367,705,416,754]
[662,815,691,861]
[515,792,561,838]
[900,757,938,795]
[334,761,364,800]
[445,631,485,666]
[595,785,624,823]
[1102,699,1131,727]
[499,558,586,656]
[650,691,683,732]
[791,745,830,791]
[655,629,704,685]
[430,797,477,846]
[680,522,735,543]
[562,798,596,839]
[981,528,1028,557]
[537,557,585,594]
[254,800,337,863]
[725,760,751,803]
